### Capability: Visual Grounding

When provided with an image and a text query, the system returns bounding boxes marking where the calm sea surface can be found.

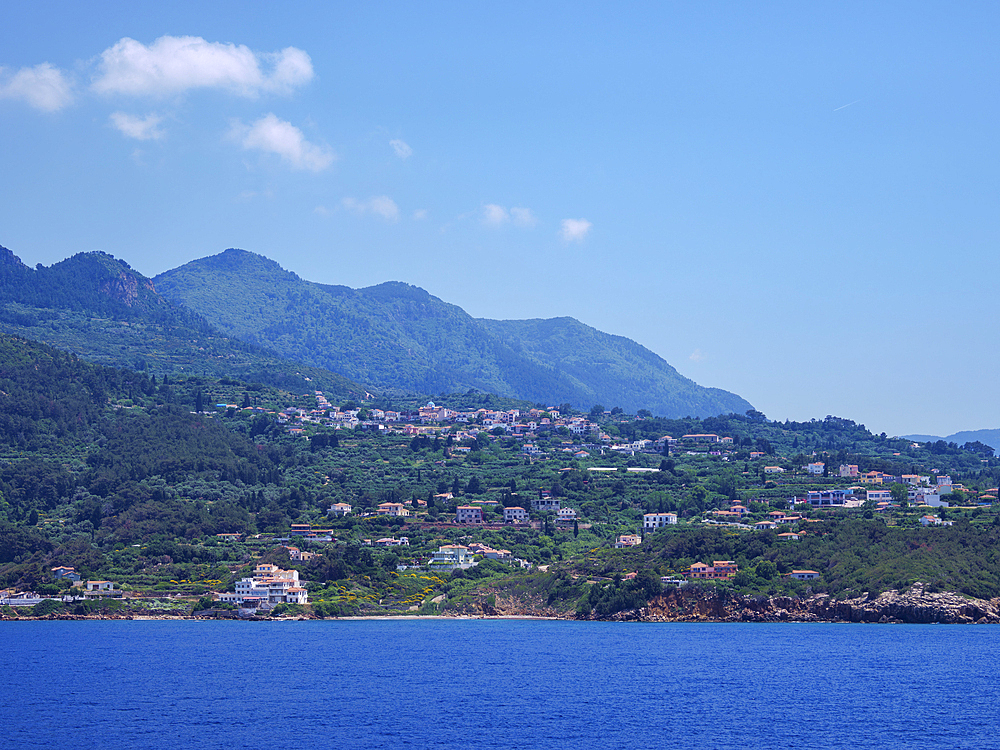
[1,619,997,750]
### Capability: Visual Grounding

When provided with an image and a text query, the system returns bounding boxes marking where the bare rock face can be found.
[99,271,157,307]
[633,583,1000,624]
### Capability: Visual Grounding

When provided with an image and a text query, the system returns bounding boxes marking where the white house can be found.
[557,507,578,522]
[643,512,677,530]
[504,506,529,524]
[217,565,308,609]
[787,570,820,580]
[429,545,474,569]
[328,502,353,517]
[531,497,561,513]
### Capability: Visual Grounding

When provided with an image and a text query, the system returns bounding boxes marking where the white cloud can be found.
[0,63,73,111]
[560,218,592,242]
[482,204,509,227]
[92,36,313,97]
[510,207,538,228]
[482,204,538,229]
[234,113,335,171]
[389,139,412,159]
[342,195,400,222]
[110,111,164,140]
[314,205,330,216]
[412,209,428,220]
[689,349,707,362]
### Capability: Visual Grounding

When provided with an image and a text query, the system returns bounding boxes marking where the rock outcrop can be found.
[629,582,1000,624]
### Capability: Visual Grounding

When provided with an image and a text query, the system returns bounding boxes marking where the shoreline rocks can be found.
[630,582,1000,624]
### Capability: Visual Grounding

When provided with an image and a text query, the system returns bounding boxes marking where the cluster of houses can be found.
[1,567,127,606]
[325,494,580,529]
[277,397,614,442]
[609,558,823,585]
[51,567,124,598]
[275,396,761,463]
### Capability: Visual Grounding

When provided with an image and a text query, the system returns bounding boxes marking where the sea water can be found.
[1,619,997,750]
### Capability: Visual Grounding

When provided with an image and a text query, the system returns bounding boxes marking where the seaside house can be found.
[84,581,123,598]
[216,565,308,609]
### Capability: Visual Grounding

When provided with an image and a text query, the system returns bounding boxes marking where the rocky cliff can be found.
[628,582,1000,624]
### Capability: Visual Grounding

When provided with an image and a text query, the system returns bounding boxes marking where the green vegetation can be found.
[1,315,999,619]
[0,245,367,399]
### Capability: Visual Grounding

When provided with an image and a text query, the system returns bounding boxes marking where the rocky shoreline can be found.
[619,582,1000,624]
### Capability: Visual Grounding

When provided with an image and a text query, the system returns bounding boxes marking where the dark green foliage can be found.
[578,571,662,617]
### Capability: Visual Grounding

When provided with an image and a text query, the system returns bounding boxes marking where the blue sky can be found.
[2,2,998,437]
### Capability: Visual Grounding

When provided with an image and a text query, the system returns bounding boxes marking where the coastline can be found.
[4,583,1000,624]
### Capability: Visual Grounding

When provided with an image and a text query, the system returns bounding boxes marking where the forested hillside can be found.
[153,248,752,418]
[0,246,366,398]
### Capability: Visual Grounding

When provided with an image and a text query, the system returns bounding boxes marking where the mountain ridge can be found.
[903,429,1000,456]
[153,248,753,417]
[0,246,367,399]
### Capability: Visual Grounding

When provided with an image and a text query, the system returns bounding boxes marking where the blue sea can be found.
[2,619,997,750]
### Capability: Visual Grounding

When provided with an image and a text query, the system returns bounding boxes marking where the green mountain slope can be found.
[0,246,366,399]
[153,249,753,417]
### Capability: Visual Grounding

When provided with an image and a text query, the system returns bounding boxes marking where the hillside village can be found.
[2,341,999,621]
[5,381,996,618]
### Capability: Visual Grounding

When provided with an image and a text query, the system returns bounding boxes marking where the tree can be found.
[755,560,777,580]
[889,482,909,506]
[589,404,606,418]
[573,519,579,538]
